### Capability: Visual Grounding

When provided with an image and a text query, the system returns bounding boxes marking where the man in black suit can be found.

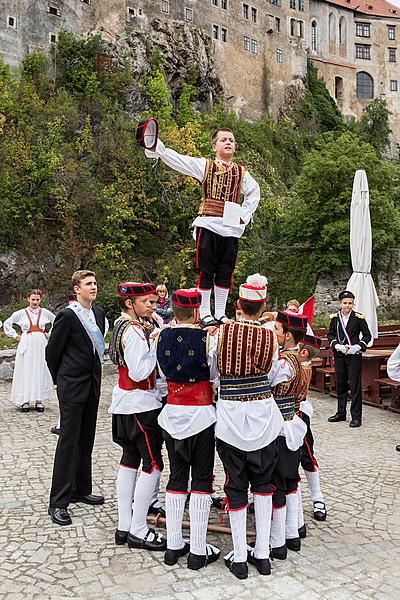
[46,270,106,525]
[327,290,372,428]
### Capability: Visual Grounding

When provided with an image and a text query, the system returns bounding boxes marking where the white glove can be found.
[335,344,347,353]
[347,344,361,355]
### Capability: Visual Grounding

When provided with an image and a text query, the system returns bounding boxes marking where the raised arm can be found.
[145,140,207,182]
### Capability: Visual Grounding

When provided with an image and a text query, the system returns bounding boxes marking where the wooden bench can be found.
[374,377,400,413]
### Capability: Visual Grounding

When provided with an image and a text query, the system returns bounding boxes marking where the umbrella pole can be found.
[147,514,257,537]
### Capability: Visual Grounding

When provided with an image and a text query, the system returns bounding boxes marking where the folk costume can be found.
[144,139,260,326]
[215,276,292,579]
[108,282,166,551]
[156,288,220,569]
[297,335,327,529]
[270,311,308,559]
[4,307,55,410]
[46,299,106,523]
[327,290,372,425]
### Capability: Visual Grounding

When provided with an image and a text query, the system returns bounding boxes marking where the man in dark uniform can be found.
[327,290,372,428]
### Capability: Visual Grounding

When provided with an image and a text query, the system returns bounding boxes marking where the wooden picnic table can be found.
[361,349,393,408]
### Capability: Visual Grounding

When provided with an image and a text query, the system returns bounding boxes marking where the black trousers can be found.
[334,353,362,421]
[271,436,301,509]
[195,227,239,290]
[112,409,164,474]
[216,438,278,510]
[300,412,318,473]
[163,425,215,493]
[50,387,99,508]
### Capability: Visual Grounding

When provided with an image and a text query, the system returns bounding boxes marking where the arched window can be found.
[356,71,374,99]
[311,20,317,51]
[290,18,296,36]
[329,12,336,42]
[339,17,346,44]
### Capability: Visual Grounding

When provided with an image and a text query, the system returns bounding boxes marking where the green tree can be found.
[356,99,392,156]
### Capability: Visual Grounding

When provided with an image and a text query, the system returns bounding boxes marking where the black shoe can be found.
[70,494,104,505]
[147,500,166,519]
[48,507,72,526]
[200,315,218,327]
[247,549,271,575]
[313,501,327,521]
[127,529,167,551]
[115,530,128,545]
[286,537,301,552]
[271,545,287,560]
[35,402,44,412]
[188,544,220,570]
[396,444,400,452]
[349,419,361,428]
[21,403,30,413]
[224,554,248,580]
[218,315,229,325]
[328,413,346,422]
[51,426,60,435]
[164,542,190,566]
[298,524,307,539]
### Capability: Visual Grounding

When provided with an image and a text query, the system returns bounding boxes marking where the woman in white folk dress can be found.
[3,289,55,412]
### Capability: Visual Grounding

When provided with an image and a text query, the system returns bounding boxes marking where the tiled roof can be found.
[325,0,400,19]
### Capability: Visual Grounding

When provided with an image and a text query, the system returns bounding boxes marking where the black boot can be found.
[286,537,301,552]
[298,524,307,539]
[328,412,346,422]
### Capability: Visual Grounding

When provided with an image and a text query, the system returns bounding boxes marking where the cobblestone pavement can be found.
[1,374,400,600]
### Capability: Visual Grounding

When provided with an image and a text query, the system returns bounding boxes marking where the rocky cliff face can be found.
[110,18,222,114]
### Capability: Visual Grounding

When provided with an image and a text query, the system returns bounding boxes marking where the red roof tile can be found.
[325,0,400,19]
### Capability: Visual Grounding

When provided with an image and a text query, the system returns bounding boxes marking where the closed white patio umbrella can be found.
[346,169,379,340]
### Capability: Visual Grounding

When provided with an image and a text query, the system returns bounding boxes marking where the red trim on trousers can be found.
[191,490,212,495]
[253,491,273,496]
[120,463,138,470]
[166,489,188,495]
[304,436,318,472]
[134,415,160,472]
[286,489,298,495]
[195,227,202,270]
[214,283,230,290]
[228,503,249,512]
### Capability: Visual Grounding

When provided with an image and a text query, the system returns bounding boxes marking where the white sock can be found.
[189,493,212,556]
[150,469,162,507]
[228,507,247,563]
[214,285,229,320]
[285,493,299,540]
[305,470,324,503]
[253,494,272,560]
[130,470,160,539]
[199,289,212,319]
[297,483,304,529]
[117,466,137,532]
[165,492,186,550]
[56,419,60,429]
[270,506,286,549]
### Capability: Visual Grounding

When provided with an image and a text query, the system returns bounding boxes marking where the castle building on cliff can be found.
[1,1,399,144]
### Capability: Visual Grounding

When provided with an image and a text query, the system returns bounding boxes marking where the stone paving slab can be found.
[0,376,399,599]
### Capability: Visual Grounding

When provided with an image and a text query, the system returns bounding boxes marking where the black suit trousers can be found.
[334,353,362,421]
[49,386,100,508]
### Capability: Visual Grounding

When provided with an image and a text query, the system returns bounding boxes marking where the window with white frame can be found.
[244,35,250,51]
[299,20,304,38]
[355,44,371,59]
[388,25,396,40]
[298,0,304,11]
[212,24,219,39]
[275,17,281,32]
[251,7,257,22]
[212,0,218,6]
[251,38,258,54]
[356,22,370,37]
[290,18,295,36]
[162,0,170,13]
[390,79,398,91]
[221,0,227,9]
[276,48,283,62]
[185,7,193,21]
[290,0,296,9]
[243,3,249,19]
[221,27,228,41]
[47,6,60,16]
[389,47,397,62]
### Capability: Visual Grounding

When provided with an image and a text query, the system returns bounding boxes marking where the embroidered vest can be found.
[110,316,156,390]
[273,351,303,420]
[217,321,275,377]
[199,159,245,218]
[157,327,210,383]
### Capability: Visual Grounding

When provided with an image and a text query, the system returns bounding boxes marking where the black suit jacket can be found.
[327,310,372,354]
[46,305,106,402]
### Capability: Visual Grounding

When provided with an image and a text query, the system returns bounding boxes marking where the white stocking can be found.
[165,492,187,550]
[253,494,272,560]
[270,506,286,549]
[285,492,299,540]
[214,285,229,320]
[116,466,137,532]
[228,507,247,563]
[297,483,304,529]
[150,469,163,508]
[305,470,324,503]
[130,470,160,539]
[189,493,212,556]
[199,289,212,319]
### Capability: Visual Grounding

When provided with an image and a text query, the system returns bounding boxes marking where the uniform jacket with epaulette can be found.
[327,310,372,353]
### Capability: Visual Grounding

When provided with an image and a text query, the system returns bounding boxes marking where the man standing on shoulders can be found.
[327,290,371,428]
[47,270,107,525]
